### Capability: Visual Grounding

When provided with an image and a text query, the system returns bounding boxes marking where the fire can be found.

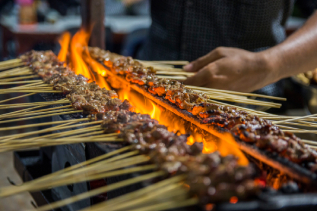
[69,28,94,79]
[59,28,249,166]
[57,32,71,63]
[117,87,249,166]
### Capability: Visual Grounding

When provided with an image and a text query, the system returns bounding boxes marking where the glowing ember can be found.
[205,203,214,211]
[230,196,238,204]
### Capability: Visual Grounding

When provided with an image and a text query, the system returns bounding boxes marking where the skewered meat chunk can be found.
[21,50,261,205]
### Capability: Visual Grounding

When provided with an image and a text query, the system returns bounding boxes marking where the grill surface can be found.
[16,90,317,210]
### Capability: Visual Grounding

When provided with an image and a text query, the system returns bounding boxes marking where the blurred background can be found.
[0,0,151,60]
[0,0,315,60]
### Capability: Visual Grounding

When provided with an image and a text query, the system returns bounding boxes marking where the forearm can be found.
[261,11,317,80]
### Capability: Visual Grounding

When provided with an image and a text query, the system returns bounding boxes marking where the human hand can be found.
[183,47,279,92]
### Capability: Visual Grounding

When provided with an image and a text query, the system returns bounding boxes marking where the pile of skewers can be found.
[0,51,259,210]
[88,47,317,171]
[0,50,317,210]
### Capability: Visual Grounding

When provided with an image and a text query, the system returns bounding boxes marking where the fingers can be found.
[183,65,214,87]
[183,47,229,72]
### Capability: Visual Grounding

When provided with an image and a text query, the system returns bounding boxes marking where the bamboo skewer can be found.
[34,171,165,211]
[0,110,81,124]
[207,98,281,108]
[0,99,70,109]
[0,152,149,198]
[12,146,133,188]
[0,137,123,152]
[0,58,22,66]
[301,139,317,146]
[0,89,60,94]
[0,105,47,119]
[84,175,185,211]
[0,119,97,142]
[273,114,317,124]
[142,60,189,65]
[157,75,187,80]
[104,183,186,211]
[0,68,32,78]
[0,118,88,131]
[186,85,287,101]
[0,62,23,71]
[0,121,78,143]
[0,75,37,82]
[67,130,104,138]
[0,93,36,104]
[0,108,74,120]
[0,105,73,119]
[156,71,195,76]
[0,125,104,144]
[7,124,105,143]
[0,80,43,85]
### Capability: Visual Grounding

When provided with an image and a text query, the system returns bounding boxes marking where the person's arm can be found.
[183,11,317,92]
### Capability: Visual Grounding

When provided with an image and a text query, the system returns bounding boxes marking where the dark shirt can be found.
[138,0,295,61]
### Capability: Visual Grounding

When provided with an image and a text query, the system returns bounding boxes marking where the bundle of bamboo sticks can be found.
[0,144,195,211]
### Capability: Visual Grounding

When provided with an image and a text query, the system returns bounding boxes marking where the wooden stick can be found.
[0,105,48,119]
[157,75,187,80]
[155,67,184,72]
[0,93,36,104]
[282,130,317,133]
[0,110,81,124]
[0,119,98,141]
[0,99,70,108]
[34,171,165,211]
[13,146,132,188]
[84,175,186,211]
[0,118,88,131]
[0,105,72,119]
[0,137,123,152]
[207,99,271,116]
[107,183,185,210]
[0,90,60,94]
[4,81,46,90]
[273,113,317,124]
[141,60,189,65]
[66,130,104,138]
[15,124,103,142]
[0,80,42,85]
[156,71,195,76]
[0,108,74,120]
[0,153,149,198]
[207,98,281,108]
[0,59,22,66]
[301,139,317,146]
[0,75,37,82]
[0,62,23,71]
[0,67,28,76]
[186,85,287,101]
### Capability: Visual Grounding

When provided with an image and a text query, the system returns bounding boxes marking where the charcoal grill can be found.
[10,91,317,211]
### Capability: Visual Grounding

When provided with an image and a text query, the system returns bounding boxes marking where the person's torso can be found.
[138,0,294,61]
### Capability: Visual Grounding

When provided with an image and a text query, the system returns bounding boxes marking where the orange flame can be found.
[117,87,249,166]
[69,28,93,79]
[59,28,249,166]
[57,32,71,63]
